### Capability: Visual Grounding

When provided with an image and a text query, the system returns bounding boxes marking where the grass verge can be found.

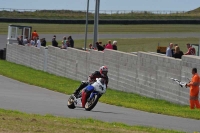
[0,60,200,120]
[1,23,200,34]
[0,108,184,133]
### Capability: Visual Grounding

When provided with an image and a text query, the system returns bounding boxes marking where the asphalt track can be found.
[1,32,200,132]
[0,75,200,133]
[1,32,200,49]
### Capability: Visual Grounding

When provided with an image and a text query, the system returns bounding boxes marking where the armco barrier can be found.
[1,18,200,24]
[6,44,199,105]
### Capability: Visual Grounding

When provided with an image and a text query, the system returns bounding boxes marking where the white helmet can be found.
[99,66,108,77]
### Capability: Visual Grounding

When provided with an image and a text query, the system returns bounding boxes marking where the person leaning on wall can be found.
[166,43,173,57]
[172,46,183,59]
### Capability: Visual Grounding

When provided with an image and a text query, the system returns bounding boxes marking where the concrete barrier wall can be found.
[7,44,200,105]
[6,44,47,71]
[47,46,90,81]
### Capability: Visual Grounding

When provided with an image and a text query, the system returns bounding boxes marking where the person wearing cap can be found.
[185,43,196,55]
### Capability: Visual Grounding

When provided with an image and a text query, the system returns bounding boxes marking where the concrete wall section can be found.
[137,52,157,98]
[117,52,138,93]
[46,46,57,75]
[104,49,121,90]
[88,50,104,75]
[30,46,46,71]
[156,56,182,104]
[67,48,89,81]
[6,44,46,71]
[7,44,200,106]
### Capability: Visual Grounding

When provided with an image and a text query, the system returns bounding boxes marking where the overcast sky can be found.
[0,0,200,11]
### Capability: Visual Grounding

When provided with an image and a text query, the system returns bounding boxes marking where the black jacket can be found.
[173,51,183,59]
[52,39,58,47]
[96,44,104,51]
[113,45,117,50]
[88,71,109,87]
[41,40,46,47]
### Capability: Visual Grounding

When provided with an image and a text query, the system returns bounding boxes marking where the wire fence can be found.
[0,8,200,20]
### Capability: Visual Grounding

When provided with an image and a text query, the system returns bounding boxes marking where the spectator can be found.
[61,37,67,49]
[172,44,178,56]
[112,40,118,50]
[41,38,46,47]
[173,46,183,59]
[66,40,71,47]
[52,35,58,47]
[30,38,35,46]
[96,42,104,51]
[89,43,93,49]
[17,36,23,45]
[36,37,41,48]
[32,30,39,40]
[105,40,113,50]
[166,43,173,57]
[68,36,74,48]
[185,43,196,55]
[23,36,28,45]
[186,68,200,109]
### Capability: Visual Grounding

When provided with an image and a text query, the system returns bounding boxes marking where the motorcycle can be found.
[67,78,107,111]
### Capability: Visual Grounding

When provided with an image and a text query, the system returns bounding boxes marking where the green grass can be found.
[1,23,200,34]
[0,60,200,120]
[0,108,184,133]
[48,37,200,53]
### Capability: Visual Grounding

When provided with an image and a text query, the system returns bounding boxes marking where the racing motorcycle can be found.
[67,78,106,111]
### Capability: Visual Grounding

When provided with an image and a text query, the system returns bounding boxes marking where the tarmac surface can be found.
[0,75,200,133]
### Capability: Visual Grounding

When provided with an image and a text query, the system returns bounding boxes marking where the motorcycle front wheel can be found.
[67,95,76,109]
[85,95,100,111]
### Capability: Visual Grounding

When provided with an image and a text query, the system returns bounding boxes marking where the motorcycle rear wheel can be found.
[67,95,76,109]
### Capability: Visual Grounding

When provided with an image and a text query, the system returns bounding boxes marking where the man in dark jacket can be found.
[68,36,74,48]
[73,66,109,95]
[52,35,58,47]
[41,38,46,47]
[96,42,104,51]
[112,41,118,50]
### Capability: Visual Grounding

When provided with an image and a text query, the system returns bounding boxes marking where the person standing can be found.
[186,68,200,109]
[32,30,39,40]
[36,37,41,48]
[166,43,173,57]
[105,40,113,50]
[68,36,74,48]
[52,35,58,47]
[185,43,196,55]
[112,40,118,50]
[173,46,183,59]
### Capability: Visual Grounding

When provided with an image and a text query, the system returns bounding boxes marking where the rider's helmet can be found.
[99,66,108,77]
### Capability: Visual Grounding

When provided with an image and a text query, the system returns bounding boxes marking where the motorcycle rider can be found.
[73,66,109,95]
